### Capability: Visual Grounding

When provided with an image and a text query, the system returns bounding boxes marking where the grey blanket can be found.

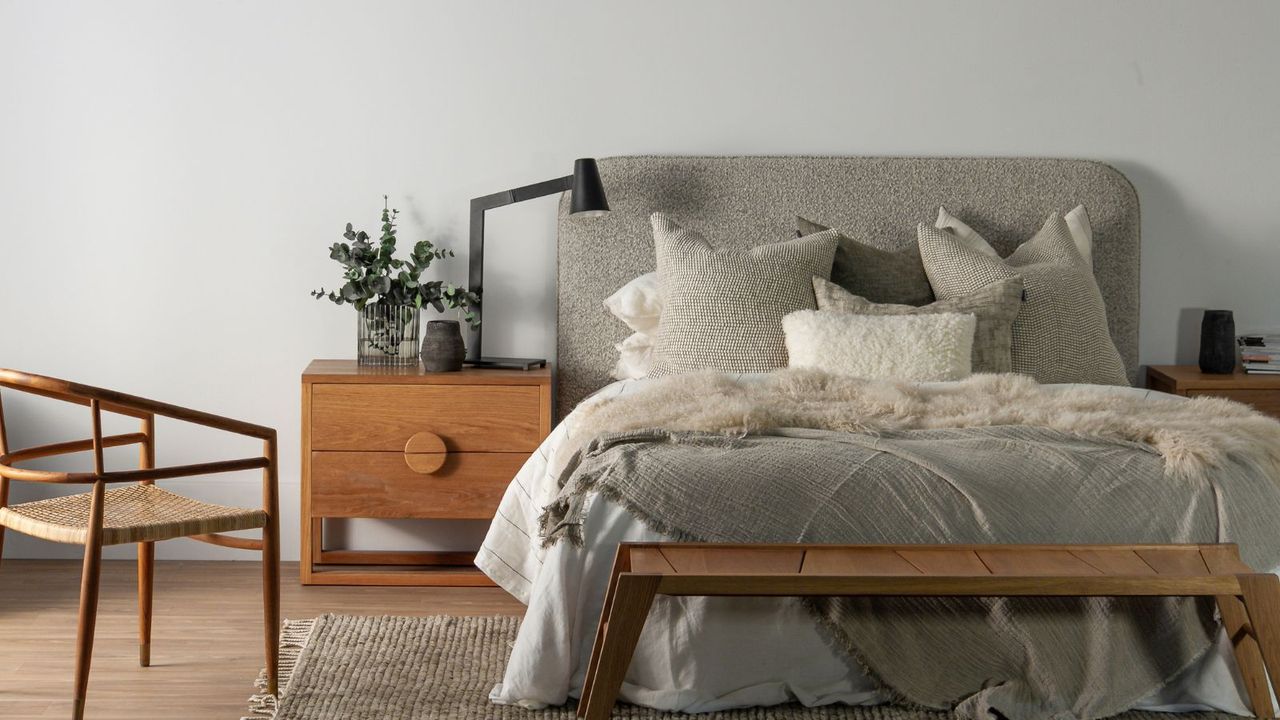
[541,426,1280,720]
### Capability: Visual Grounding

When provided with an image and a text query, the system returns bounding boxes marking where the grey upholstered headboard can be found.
[556,156,1140,418]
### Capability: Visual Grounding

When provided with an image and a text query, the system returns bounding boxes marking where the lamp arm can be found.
[468,174,573,361]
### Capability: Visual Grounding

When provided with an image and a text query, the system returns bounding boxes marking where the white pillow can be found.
[936,205,1093,268]
[603,272,661,335]
[611,331,654,380]
[783,310,975,382]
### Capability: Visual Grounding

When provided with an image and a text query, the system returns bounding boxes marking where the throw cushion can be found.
[783,310,975,382]
[603,272,661,335]
[917,213,1128,385]
[611,331,653,380]
[797,216,935,306]
[813,276,1023,374]
[936,205,1095,268]
[649,212,838,377]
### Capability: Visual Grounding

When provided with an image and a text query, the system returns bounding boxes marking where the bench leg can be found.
[579,552,627,716]
[578,574,660,720]
[1218,592,1275,718]
[1238,573,1280,718]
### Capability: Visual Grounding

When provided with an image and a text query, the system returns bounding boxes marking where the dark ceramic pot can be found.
[1198,310,1236,374]
[421,320,466,372]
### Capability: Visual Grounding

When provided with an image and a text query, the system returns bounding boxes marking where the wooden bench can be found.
[577,543,1280,720]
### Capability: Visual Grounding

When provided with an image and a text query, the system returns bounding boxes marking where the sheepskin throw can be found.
[917,213,1128,386]
[797,216,935,306]
[783,310,975,382]
[813,276,1023,374]
[648,212,838,377]
[561,370,1280,483]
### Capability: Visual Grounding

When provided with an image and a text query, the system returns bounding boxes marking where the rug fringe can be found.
[241,618,318,720]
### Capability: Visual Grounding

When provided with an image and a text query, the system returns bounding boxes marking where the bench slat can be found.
[659,546,804,575]
[977,548,1102,577]
[1136,547,1210,575]
[1066,548,1157,576]
[896,548,990,576]
[800,548,922,576]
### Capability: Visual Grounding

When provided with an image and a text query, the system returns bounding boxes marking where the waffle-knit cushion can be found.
[648,212,838,377]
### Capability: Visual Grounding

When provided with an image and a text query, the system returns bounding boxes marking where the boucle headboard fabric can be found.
[556,156,1140,418]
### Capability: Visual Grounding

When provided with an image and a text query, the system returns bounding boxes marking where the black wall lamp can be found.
[467,158,610,369]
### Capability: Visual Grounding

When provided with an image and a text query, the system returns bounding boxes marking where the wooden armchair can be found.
[0,369,279,720]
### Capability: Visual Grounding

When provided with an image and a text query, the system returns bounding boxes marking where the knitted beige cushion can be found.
[813,276,1023,374]
[917,214,1128,386]
[798,216,935,306]
[649,212,838,377]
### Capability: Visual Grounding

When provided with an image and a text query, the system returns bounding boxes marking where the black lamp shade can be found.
[570,158,610,216]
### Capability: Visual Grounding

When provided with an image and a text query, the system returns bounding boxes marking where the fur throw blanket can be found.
[564,369,1280,481]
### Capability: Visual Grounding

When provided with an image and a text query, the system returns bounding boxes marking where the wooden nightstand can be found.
[301,359,551,586]
[1146,365,1280,419]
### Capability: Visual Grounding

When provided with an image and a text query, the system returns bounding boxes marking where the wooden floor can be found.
[0,560,524,720]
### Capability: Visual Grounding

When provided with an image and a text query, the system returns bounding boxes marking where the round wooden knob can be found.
[404,431,447,474]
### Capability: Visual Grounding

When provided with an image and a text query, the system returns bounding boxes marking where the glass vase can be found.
[357,303,421,366]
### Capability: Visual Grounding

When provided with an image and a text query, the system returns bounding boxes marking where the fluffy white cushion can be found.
[603,272,661,335]
[782,310,976,382]
[611,331,654,380]
[936,205,1094,268]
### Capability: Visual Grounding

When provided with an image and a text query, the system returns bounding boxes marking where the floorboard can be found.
[0,559,524,719]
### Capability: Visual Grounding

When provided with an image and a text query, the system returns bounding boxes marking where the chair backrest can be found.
[0,369,273,486]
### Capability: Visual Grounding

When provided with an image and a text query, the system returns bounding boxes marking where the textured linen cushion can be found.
[783,310,975,382]
[813,276,1023,374]
[649,212,838,377]
[917,213,1128,386]
[936,205,1095,268]
[797,216,935,306]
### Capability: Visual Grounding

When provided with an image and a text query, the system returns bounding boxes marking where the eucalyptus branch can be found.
[311,196,481,328]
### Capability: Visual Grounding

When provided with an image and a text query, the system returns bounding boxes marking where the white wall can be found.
[2,0,1278,561]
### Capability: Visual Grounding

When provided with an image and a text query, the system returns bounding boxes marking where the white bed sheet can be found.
[475,377,1255,714]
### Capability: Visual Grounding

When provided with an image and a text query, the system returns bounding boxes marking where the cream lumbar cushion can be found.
[936,205,1094,268]
[649,212,839,377]
[783,310,975,382]
[917,213,1128,386]
[812,276,1023,374]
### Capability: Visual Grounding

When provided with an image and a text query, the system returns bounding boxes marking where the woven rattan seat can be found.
[0,484,267,546]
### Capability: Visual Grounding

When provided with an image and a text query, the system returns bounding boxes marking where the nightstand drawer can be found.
[1186,389,1280,418]
[310,451,524,519]
[310,384,542,452]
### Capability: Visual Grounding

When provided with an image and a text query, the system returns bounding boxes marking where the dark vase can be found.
[1198,310,1236,374]
[421,320,466,372]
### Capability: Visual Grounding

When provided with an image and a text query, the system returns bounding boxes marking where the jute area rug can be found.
[243,614,1233,720]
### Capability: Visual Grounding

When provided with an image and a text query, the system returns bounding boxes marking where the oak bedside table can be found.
[1146,365,1280,419]
[301,359,551,586]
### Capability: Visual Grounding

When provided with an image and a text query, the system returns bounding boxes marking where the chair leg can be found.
[74,485,106,720]
[262,512,280,696]
[0,475,9,570]
[138,541,154,667]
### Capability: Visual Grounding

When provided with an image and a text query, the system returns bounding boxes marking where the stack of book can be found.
[1239,335,1280,374]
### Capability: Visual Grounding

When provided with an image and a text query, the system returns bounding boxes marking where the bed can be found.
[475,157,1280,719]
